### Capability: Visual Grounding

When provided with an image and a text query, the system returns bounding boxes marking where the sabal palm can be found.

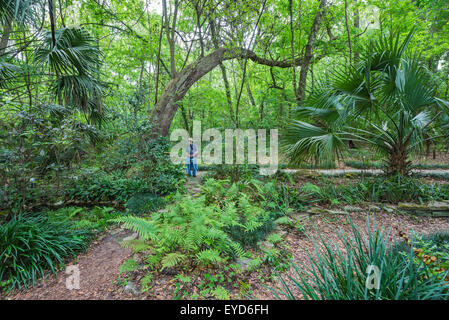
[281,29,449,176]
[34,27,104,123]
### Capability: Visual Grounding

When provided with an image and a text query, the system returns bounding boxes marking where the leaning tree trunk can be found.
[150,47,305,136]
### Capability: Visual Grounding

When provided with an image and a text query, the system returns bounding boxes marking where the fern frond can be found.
[120,239,151,253]
[228,241,245,258]
[113,216,158,241]
[244,219,264,233]
[161,252,186,270]
[212,286,231,300]
[196,249,224,266]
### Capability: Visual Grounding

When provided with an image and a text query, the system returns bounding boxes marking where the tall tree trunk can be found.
[48,0,57,47]
[344,0,352,66]
[154,17,164,104]
[149,47,305,136]
[0,15,12,56]
[209,18,235,124]
[289,0,298,98]
[297,0,327,101]
[162,0,178,78]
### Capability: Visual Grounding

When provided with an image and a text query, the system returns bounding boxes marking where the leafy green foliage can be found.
[119,259,139,275]
[0,214,91,292]
[299,175,449,204]
[47,206,120,231]
[271,219,449,300]
[211,286,231,300]
[396,229,449,281]
[125,193,165,216]
[113,215,158,241]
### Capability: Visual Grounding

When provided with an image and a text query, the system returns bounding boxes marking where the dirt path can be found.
[8,170,208,300]
[185,170,207,196]
[9,229,135,300]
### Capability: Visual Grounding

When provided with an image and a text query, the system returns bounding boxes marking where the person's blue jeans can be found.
[186,163,198,176]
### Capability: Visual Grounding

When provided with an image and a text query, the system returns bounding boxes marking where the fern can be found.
[212,286,230,300]
[267,233,283,245]
[244,219,264,233]
[120,239,151,253]
[228,241,245,258]
[113,216,158,240]
[119,259,139,275]
[141,273,153,293]
[274,216,291,225]
[174,274,192,283]
[196,249,224,266]
[145,254,161,268]
[161,252,186,270]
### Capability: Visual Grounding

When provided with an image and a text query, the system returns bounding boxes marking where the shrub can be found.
[271,219,449,300]
[0,214,91,292]
[395,229,449,281]
[65,168,182,204]
[300,175,449,204]
[125,193,165,215]
[46,206,121,231]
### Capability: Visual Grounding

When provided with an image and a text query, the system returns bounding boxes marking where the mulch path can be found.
[6,229,135,300]
[5,210,449,300]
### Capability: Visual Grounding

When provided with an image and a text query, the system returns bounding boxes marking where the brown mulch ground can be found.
[4,167,449,300]
[6,209,448,300]
[249,209,449,299]
[6,229,135,300]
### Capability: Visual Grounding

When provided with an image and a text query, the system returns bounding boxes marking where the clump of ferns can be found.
[113,194,248,271]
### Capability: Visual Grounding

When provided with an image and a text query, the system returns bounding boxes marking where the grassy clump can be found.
[271,219,449,300]
[300,175,449,204]
[0,214,91,292]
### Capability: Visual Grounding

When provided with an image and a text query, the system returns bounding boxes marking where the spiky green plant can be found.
[270,218,449,300]
[0,214,91,292]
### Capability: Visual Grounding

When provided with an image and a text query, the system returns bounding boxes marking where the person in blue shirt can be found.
[186,138,198,177]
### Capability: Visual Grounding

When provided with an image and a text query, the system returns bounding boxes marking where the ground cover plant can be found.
[298,175,449,205]
[271,219,449,300]
[0,213,92,292]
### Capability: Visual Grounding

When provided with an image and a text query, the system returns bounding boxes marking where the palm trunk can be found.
[386,145,411,176]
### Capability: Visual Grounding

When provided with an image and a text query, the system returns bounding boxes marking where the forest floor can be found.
[8,228,136,300]
[5,169,449,300]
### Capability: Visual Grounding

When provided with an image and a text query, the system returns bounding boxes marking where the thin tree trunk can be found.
[48,0,57,47]
[344,0,352,66]
[162,0,178,78]
[234,0,267,127]
[58,0,66,27]
[154,16,164,104]
[246,83,256,108]
[353,0,360,62]
[0,15,12,56]
[209,18,235,124]
[289,0,298,98]
[297,0,328,101]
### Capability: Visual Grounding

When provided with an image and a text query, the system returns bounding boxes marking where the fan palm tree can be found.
[34,27,105,124]
[281,29,449,176]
